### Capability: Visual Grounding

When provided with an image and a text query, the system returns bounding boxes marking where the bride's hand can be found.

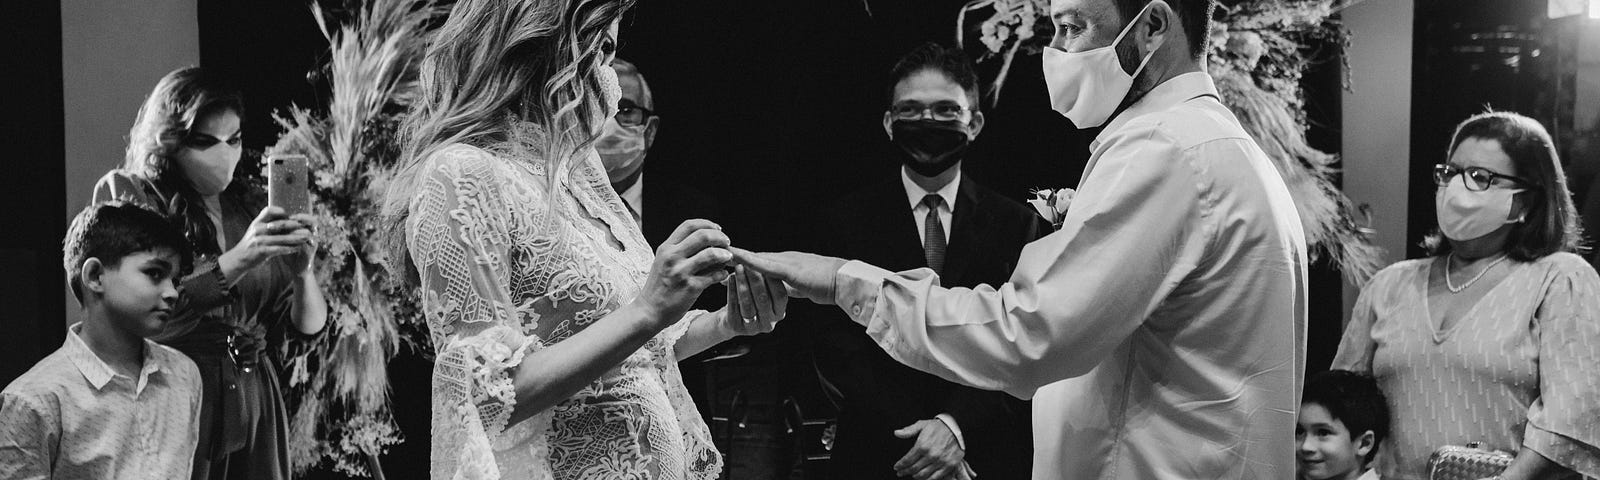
[721,264,787,336]
[635,219,733,327]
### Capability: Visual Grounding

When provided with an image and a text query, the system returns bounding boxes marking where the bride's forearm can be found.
[674,309,734,361]
[506,302,665,425]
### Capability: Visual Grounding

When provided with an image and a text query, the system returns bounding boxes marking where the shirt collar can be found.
[64,323,163,393]
[901,167,961,211]
[1091,72,1220,151]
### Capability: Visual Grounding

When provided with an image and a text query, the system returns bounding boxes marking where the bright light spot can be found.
[1590,0,1600,18]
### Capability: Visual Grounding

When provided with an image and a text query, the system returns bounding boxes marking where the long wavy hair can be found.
[382,0,634,284]
[122,66,247,256]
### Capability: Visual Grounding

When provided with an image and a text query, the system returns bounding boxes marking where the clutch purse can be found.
[1429,442,1513,480]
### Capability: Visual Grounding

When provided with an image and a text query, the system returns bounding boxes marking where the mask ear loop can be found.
[1113,1,1167,80]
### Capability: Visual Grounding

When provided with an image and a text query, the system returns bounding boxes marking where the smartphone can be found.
[268,154,311,216]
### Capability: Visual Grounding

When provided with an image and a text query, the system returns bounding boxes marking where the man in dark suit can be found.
[809,43,1050,480]
[601,59,806,477]
[597,58,723,248]
[599,56,731,389]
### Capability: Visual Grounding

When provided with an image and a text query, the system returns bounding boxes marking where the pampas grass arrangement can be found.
[266,0,441,476]
[959,0,1383,284]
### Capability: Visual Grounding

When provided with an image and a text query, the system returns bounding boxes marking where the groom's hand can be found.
[728,248,847,305]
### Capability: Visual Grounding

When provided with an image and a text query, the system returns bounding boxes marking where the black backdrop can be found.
[193,0,1346,477]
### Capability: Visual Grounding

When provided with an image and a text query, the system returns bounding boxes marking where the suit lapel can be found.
[640,180,668,247]
[941,179,986,284]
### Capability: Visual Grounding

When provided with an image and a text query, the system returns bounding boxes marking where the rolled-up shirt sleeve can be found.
[834,127,1209,399]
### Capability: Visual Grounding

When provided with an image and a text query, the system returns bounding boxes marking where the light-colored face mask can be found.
[596,117,647,183]
[1435,175,1523,241]
[176,111,243,196]
[1042,0,1162,128]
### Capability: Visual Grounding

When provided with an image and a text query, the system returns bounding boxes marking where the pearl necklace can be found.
[1445,253,1509,293]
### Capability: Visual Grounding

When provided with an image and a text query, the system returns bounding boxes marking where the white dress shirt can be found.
[902,167,958,247]
[0,323,203,480]
[833,72,1308,479]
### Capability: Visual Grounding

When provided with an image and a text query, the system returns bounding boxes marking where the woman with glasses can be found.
[1332,111,1600,479]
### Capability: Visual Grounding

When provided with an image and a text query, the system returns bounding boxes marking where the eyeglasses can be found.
[1433,164,1538,191]
[888,102,970,122]
[615,103,654,127]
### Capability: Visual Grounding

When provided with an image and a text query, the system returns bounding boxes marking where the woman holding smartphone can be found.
[92,66,327,480]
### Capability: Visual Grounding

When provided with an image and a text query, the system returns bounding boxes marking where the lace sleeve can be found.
[408,145,550,480]
[653,310,725,478]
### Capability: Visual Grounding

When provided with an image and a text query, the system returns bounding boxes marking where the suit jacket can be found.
[810,174,1050,480]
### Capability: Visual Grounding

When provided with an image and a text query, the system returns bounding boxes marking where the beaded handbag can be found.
[1429,442,1513,480]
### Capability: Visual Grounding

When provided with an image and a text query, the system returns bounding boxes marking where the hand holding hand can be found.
[893,419,965,480]
[720,264,787,336]
[635,219,733,327]
[220,206,312,279]
[728,248,848,305]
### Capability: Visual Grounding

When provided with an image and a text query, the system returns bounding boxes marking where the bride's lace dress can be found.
[407,126,721,480]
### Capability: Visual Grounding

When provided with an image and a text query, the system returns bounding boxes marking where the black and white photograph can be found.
[2,0,1598,479]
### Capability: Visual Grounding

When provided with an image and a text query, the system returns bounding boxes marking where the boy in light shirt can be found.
[1298,370,1391,480]
[1,201,203,479]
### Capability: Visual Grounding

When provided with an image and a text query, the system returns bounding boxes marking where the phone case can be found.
[268,155,311,216]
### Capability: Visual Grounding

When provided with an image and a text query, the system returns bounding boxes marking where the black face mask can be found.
[891,120,971,177]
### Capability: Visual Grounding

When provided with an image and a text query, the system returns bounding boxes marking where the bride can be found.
[382,0,787,478]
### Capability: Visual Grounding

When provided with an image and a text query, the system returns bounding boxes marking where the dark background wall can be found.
[2,0,67,388]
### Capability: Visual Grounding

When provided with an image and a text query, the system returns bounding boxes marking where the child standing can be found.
[1298,369,1391,480]
[0,201,204,478]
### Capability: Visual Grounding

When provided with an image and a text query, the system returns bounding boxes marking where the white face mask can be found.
[596,117,647,183]
[1435,176,1523,241]
[1042,0,1162,128]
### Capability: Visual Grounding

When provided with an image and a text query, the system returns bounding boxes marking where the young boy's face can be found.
[1296,402,1372,480]
[94,248,182,337]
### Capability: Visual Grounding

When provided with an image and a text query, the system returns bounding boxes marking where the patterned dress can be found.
[1334,252,1600,479]
[408,127,720,480]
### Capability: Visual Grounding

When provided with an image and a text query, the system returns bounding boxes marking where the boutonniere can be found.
[1027,187,1074,230]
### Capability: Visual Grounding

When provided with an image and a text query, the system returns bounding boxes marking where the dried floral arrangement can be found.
[264,0,440,476]
[961,0,1383,283]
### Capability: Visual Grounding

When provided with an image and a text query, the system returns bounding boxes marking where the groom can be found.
[736,0,1308,479]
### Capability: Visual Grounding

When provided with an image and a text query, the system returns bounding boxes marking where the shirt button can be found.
[852,305,863,315]
[228,384,237,391]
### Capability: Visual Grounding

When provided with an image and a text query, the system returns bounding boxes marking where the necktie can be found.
[922,194,946,274]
